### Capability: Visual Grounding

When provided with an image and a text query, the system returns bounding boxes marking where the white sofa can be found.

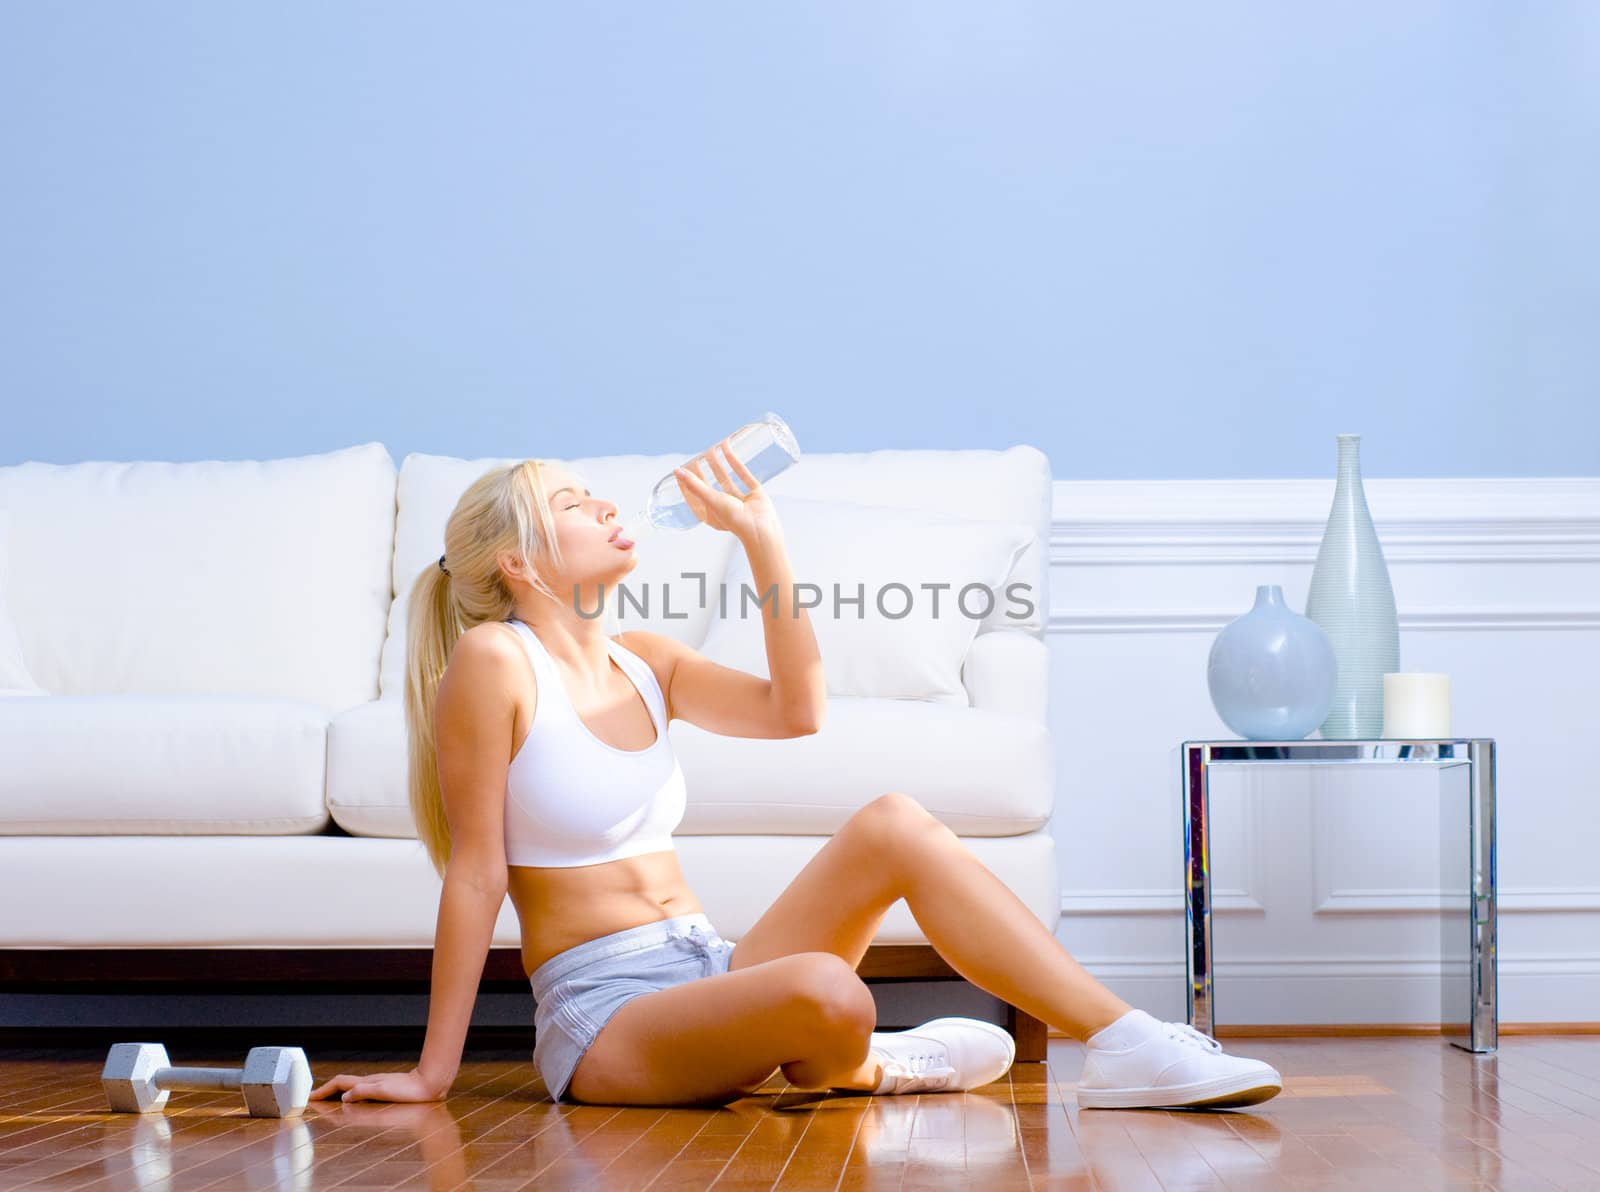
[0,440,1057,1046]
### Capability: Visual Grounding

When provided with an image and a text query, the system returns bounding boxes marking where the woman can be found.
[309,438,1282,1109]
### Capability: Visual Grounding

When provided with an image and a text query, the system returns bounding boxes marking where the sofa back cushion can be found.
[381,443,1050,698]
[0,442,397,713]
[698,495,1034,704]
[749,444,1051,635]
[0,515,46,694]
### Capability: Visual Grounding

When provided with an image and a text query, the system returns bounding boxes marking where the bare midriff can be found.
[507,849,705,979]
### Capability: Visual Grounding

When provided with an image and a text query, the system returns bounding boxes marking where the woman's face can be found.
[538,470,638,593]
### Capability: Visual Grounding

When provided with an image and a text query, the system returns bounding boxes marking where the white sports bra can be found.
[501,618,686,868]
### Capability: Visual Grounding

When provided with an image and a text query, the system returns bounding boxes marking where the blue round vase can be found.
[1207,584,1338,740]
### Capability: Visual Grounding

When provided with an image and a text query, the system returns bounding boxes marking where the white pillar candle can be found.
[1382,672,1452,738]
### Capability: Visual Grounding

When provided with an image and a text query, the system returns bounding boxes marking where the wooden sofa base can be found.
[0,944,1049,1064]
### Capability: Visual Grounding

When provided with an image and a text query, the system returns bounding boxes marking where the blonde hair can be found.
[402,459,569,879]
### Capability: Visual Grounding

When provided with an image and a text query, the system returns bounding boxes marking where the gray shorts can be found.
[529,912,736,1103]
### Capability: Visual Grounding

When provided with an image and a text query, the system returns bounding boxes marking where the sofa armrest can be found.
[960,630,1049,724]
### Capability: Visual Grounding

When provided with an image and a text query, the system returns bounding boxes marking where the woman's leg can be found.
[566,951,879,1105]
[724,792,1133,1090]
[889,798,1136,1038]
[573,788,1125,1103]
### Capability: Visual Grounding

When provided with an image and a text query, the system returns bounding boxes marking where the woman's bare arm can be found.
[735,521,827,733]
[417,875,507,1095]
[417,628,517,1096]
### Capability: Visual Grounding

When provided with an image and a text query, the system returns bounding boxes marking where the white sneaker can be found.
[865,1017,1017,1095]
[1077,1016,1282,1109]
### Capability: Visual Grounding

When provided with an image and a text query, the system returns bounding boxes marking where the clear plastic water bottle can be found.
[623,412,800,543]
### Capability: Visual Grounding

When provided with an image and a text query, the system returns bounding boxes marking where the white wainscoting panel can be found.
[1046,476,1600,1026]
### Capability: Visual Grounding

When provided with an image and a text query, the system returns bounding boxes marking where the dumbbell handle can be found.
[151,1066,246,1092]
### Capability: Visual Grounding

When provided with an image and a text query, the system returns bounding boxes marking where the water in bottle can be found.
[622,412,800,544]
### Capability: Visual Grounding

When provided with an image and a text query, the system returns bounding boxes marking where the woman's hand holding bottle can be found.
[674,438,781,544]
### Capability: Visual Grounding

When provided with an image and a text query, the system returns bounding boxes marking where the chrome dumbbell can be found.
[101,1043,313,1117]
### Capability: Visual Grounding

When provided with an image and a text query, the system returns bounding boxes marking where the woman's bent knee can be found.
[850,791,949,857]
[568,951,874,1106]
[779,952,877,1038]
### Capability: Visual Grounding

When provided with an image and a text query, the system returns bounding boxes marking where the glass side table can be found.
[1181,739,1498,1053]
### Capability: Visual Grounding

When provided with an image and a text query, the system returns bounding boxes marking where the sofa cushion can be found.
[672,697,1053,833]
[0,832,1055,947]
[381,451,738,699]
[0,694,329,834]
[326,696,411,837]
[325,695,1051,839]
[379,444,1052,700]
[742,444,1052,636]
[698,495,1033,704]
[0,515,45,694]
[0,442,397,713]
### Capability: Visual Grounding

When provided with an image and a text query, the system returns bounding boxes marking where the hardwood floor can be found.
[3,1037,1599,1190]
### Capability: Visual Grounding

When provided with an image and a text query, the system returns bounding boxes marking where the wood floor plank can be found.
[772,1091,870,1190]
[5,1038,1600,1190]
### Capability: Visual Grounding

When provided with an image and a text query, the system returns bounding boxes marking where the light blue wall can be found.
[2,3,1595,479]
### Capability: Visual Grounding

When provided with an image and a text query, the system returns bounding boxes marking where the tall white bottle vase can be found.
[1304,433,1400,739]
